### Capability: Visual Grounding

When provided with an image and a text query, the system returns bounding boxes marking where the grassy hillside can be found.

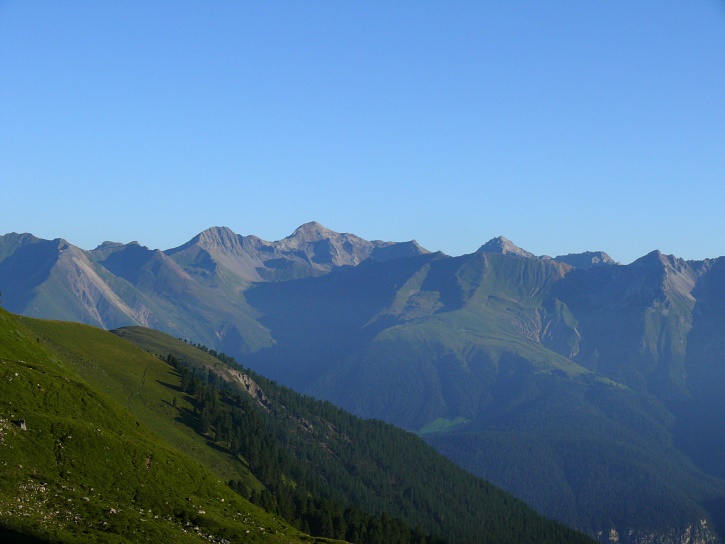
[0,309,322,543]
[19,317,260,487]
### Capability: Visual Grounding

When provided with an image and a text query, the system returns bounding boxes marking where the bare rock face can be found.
[477,236,536,258]
[282,221,339,246]
[596,519,718,544]
[217,367,270,410]
[277,221,371,267]
[165,226,265,281]
[275,221,429,268]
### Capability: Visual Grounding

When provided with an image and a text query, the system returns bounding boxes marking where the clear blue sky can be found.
[1,1,723,263]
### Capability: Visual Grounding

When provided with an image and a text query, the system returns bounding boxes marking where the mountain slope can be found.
[0,235,141,328]
[0,309,317,543]
[243,250,598,427]
[113,325,595,544]
[241,247,725,542]
[551,250,707,398]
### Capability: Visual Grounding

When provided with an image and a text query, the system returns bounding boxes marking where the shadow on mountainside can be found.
[0,526,52,543]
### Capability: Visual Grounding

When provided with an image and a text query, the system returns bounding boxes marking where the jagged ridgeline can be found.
[0,308,594,543]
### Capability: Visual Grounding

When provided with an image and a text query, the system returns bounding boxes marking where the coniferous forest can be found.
[153,333,594,544]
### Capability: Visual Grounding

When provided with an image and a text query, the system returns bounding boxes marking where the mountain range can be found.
[2,223,725,543]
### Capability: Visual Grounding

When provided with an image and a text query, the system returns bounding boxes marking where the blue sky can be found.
[1,1,723,263]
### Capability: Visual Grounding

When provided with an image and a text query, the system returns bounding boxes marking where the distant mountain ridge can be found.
[2,224,725,543]
[553,250,618,269]
[0,222,428,336]
[166,222,429,283]
[476,236,617,269]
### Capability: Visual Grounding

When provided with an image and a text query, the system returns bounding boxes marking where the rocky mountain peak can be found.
[633,250,674,269]
[369,239,430,261]
[94,241,126,251]
[287,221,337,243]
[55,238,72,251]
[1,232,40,246]
[195,226,243,252]
[478,236,535,258]
[0,232,43,263]
[627,250,706,305]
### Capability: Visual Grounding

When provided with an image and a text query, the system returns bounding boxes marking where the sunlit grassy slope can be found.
[19,317,259,486]
[0,308,332,543]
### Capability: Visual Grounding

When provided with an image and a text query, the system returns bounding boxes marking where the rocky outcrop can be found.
[218,367,270,410]
[596,520,718,544]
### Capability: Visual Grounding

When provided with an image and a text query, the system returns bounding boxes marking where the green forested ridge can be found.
[170,356,442,544]
[114,326,595,544]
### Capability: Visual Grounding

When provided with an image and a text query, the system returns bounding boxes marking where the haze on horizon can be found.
[1,1,723,265]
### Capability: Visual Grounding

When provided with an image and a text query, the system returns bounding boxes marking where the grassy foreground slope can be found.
[0,308,331,543]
